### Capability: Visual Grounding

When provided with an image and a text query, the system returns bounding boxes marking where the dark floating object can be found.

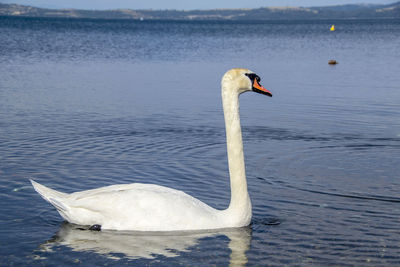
[328,59,338,65]
[89,224,102,231]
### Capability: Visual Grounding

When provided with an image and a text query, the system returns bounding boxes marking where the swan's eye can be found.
[245,73,261,83]
[245,73,261,84]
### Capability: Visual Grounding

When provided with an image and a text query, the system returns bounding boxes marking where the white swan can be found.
[31,68,272,231]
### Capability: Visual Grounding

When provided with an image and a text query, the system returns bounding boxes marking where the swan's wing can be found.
[62,183,219,230]
[69,183,145,201]
[67,183,213,213]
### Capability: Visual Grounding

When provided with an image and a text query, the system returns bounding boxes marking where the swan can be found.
[31,68,272,231]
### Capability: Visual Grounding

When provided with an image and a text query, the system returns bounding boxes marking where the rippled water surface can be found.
[1,17,399,265]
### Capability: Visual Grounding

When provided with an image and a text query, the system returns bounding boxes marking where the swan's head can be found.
[222,68,272,97]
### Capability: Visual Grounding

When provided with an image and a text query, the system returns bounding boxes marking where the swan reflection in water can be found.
[40,222,252,264]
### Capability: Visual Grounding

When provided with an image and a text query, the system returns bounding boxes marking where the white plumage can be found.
[31,68,272,231]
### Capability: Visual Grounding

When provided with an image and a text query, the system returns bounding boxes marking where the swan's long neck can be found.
[222,83,252,225]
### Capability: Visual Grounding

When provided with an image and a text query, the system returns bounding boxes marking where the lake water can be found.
[0,16,399,265]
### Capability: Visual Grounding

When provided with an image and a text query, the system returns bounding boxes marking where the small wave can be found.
[244,126,400,147]
[261,177,400,203]
[252,217,281,226]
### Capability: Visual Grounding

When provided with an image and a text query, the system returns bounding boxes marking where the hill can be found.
[0,2,399,20]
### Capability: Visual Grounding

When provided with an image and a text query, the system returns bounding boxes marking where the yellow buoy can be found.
[330,25,335,31]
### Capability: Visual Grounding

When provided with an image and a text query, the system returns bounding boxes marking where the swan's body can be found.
[31,68,272,231]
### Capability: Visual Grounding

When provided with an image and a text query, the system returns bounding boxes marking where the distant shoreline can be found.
[0,2,399,21]
[1,15,399,24]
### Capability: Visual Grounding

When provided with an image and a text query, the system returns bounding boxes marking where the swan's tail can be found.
[30,179,70,220]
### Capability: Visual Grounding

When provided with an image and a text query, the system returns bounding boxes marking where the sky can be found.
[3,0,396,10]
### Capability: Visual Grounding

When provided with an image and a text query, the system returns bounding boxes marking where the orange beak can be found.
[253,79,272,97]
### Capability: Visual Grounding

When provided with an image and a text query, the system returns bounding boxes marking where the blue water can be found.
[0,16,400,265]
